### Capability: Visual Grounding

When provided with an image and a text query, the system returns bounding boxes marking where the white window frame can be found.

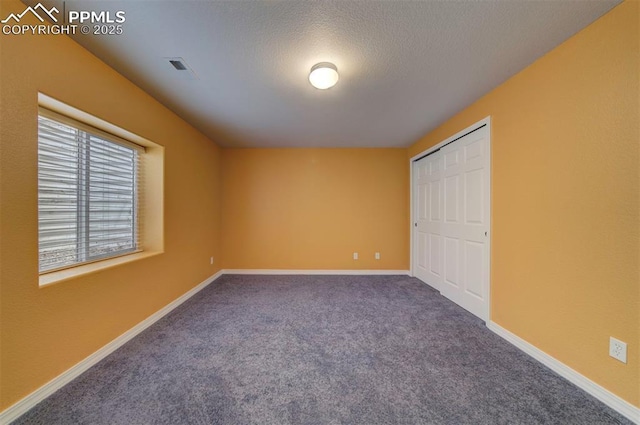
[38,107,145,274]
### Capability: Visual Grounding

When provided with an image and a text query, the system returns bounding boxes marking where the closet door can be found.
[439,126,490,319]
[459,127,490,319]
[413,152,443,290]
[440,138,464,306]
[413,157,429,284]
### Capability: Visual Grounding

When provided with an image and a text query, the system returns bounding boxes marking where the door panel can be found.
[440,138,463,304]
[464,240,484,298]
[429,180,440,220]
[444,237,459,287]
[444,175,459,223]
[459,128,489,319]
[429,234,441,278]
[444,150,459,168]
[413,152,443,290]
[413,124,490,321]
[418,184,427,220]
[413,158,430,283]
[417,233,427,270]
[464,169,483,224]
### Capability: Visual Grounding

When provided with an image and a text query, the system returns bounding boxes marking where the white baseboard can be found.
[222,269,411,275]
[0,270,224,425]
[488,321,640,424]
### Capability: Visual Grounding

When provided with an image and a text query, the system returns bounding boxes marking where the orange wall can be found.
[1,0,638,415]
[0,0,222,410]
[221,148,409,270]
[408,1,639,406]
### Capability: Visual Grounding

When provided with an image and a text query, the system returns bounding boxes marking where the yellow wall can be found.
[408,1,639,406]
[0,0,222,410]
[221,148,409,270]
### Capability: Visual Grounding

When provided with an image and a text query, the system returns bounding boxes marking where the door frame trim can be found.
[409,116,492,321]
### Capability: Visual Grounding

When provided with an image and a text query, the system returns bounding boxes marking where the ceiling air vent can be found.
[169,59,187,70]
[164,57,198,80]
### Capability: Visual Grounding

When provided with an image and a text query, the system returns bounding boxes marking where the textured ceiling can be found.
[28,0,620,147]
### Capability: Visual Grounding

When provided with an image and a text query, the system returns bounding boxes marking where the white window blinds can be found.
[38,109,143,273]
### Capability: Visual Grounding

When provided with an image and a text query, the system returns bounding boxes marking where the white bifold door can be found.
[413,125,490,320]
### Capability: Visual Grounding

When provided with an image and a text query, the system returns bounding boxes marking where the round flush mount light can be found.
[309,62,339,90]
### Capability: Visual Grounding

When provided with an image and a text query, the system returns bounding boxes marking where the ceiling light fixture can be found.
[309,62,339,90]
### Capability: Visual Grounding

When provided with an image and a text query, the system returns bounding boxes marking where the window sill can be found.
[39,250,163,288]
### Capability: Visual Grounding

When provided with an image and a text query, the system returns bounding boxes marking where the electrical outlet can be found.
[375,252,380,260]
[210,256,214,265]
[609,337,627,363]
[353,252,358,260]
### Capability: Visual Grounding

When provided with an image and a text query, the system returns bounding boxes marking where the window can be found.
[38,109,144,273]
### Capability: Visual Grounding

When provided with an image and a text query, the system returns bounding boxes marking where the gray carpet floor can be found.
[14,275,631,424]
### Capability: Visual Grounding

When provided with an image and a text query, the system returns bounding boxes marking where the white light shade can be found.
[309,62,339,89]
